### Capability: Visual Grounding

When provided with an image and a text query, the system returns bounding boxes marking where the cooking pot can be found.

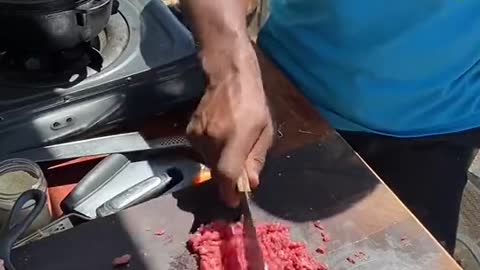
[0,0,119,52]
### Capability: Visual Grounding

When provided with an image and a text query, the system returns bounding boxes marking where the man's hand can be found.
[181,0,273,207]
[187,40,273,207]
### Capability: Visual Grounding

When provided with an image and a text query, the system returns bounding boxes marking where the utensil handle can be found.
[61,154,129,214]
[96,172,174,217]
[237,171,251,193]
[1,189,46,270]
[6,189,46,237]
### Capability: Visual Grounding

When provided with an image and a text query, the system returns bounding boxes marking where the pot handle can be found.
[111,0,119,14]
[74,0,113,27]
[75,0,112,14]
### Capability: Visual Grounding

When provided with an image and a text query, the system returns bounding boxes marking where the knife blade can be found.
[4,132,191,162]
[238,172,265,270]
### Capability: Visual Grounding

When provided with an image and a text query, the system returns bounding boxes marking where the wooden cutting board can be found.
[12,135,456,270]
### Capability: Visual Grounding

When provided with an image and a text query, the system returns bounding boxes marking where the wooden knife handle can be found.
[237,170,251,193]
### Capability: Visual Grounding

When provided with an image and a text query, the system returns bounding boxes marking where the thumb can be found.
[245,121,274,188]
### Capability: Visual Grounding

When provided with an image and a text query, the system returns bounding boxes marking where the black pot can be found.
[0,0,118,52]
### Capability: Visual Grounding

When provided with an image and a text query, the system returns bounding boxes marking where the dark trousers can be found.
[340,129,480,255]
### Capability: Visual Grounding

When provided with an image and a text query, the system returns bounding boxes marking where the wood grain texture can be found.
[12,46,461,270]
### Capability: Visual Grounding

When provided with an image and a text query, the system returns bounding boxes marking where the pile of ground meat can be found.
[188,221,327,270]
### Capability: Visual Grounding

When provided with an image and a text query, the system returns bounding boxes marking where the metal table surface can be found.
[12,47,461,270]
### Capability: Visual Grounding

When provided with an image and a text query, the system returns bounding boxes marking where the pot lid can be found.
[0,0,90,12]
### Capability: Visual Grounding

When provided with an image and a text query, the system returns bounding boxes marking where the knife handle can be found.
[96,172,174,217]
[237,170,251,193]
[61,154,130,214]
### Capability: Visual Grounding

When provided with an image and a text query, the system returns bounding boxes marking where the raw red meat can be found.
[321,234,330,243]
[112,254,131,268]
[188,221,327,270]
[313,221,330,242]
[315,246,327,254]
[313,221,325,231]
[154,229,166,236]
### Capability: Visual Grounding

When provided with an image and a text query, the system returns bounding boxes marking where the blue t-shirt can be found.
[258,0,480,137]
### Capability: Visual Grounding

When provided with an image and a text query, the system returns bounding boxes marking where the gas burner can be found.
[0,0,205,155]
[0,13,128,90]
[0,44,102,87]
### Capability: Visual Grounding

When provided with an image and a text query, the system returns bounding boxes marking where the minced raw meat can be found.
[313,221,324,231]
[315,246,326,254]
[321,232,330,243]
[112,254,131,268]
[154,229,166,236]
[188,221,327,270]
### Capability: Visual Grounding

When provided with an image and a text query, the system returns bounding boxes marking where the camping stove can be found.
[0,0,204,154]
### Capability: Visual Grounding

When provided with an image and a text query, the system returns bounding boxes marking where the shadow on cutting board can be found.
[172,133,379,230]
[12,214,150,270]
[253,134,379,221]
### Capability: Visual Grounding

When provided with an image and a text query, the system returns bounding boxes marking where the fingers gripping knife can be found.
[237,172,266,270]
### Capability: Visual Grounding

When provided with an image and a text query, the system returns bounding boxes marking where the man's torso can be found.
[258,0,480,137]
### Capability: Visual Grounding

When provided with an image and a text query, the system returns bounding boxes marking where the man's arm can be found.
[180,0,255,42]
[180,0,254,61]
[181,0,274,207]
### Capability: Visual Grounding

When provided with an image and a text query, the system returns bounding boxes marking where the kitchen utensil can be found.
[61,153,202,219]
[96,171,181,217]
[0,0,118,52]
[0,189,46,270]
[5,133,191,163]
[60,154,131,216]
[237,172,265,270]
[0,0,205,157]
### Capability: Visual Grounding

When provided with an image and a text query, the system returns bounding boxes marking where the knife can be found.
[237,172,265,270]
[96,172,178,217]
[4,132,191,162]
